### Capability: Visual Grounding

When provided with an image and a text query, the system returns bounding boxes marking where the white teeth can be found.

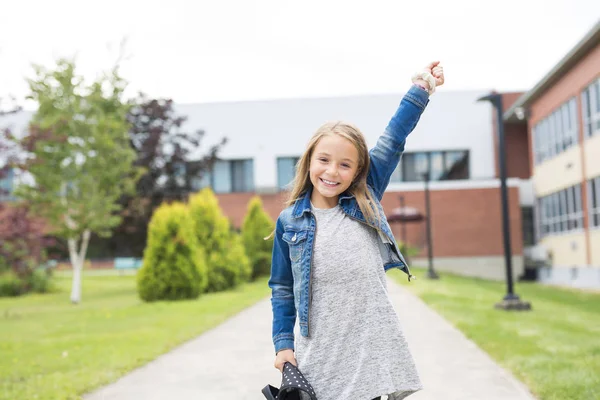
[321,178,338,185]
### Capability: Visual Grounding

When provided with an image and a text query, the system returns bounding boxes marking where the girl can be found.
[268,62,445,400]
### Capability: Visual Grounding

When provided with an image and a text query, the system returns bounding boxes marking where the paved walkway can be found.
[85,279,537,400]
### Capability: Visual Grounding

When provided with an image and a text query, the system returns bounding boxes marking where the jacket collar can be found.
[291,186,354,219]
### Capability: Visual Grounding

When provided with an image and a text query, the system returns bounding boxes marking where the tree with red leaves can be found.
[1,99,56,294]
[107,96,227,256]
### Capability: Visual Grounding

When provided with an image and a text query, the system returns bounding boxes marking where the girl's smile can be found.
[309,134,359,209]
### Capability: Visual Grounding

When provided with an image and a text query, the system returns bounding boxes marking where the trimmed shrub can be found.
[0,271,25,297]
[137,202,207,301]
[189,188,251,292]
[0,256,8,273]
[27,268,53,293]
[241,196,275,280]
[0,262,53,297]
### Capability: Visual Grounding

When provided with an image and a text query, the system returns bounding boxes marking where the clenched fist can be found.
[425,61,445,87]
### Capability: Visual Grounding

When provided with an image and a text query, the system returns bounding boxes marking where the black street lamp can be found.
[477,92,531,311]
[423,172,439,279]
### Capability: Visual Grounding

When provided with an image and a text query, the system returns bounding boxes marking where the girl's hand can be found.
[425,61,445,87]
[274,349,297,372]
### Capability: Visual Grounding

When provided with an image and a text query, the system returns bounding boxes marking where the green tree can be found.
[12,59,141,303]
[188,188,251,292]
[106,95,227,257]
[137,202,207,301]
[241,196,274,279]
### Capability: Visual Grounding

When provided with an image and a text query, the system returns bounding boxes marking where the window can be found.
[0,168,15,202]
[532,98,578,164]
[191,159,254,193]
[537,184,583,238]
[582,78,600,138]
[391,150,469,182]
[277,157,300,190]
[402,152,429,182]
[521,207,535,246]
[589,176,600,228]
[191,172,211,191]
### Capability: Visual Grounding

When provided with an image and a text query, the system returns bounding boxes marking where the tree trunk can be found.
[70,255,82,304]
[68,229,91,304]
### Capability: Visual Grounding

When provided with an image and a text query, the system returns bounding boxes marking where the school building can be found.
[503,20,600,288]
[2,22,598,288]
[175,88,533,282]
[1,89,531,282]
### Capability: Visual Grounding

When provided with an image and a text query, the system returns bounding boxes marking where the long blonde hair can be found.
[265,121,380,240]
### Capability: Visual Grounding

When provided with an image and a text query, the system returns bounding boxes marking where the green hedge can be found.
[137,202,208,301]
[242,196,274,280]
[188,188,251,292]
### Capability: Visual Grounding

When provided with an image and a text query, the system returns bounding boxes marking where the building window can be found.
[391,150,469,182]
[521,207,535,246]
[277,157,300,190]
[589,176,600,228]
[537,184,583,238]
[191,159,254,194]
[532,98,578,165]
[191,172,211,192]
[0,168,15,202]
[582,78,600,138]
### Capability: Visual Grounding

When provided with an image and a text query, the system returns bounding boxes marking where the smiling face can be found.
[309,134,359,209]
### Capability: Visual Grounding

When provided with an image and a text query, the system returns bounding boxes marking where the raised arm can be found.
[367,62,445,199]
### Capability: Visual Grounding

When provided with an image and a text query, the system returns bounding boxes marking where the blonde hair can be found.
[265,121,380,240]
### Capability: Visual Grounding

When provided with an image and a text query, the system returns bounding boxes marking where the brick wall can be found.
[504,123,531,179]
[490,92,529,180]
[215,185,524,258]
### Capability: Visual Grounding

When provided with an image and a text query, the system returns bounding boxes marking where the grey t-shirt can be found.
[294,203,422,400]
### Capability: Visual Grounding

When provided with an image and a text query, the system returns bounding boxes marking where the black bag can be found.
[261,362,317,400]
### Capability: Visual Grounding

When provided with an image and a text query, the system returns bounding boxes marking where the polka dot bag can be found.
[262,362,317,400]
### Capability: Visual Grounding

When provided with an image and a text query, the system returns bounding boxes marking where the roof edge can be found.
[504,20,600,122]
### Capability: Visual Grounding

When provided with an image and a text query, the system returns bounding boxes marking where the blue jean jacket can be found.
[268,85,430,354]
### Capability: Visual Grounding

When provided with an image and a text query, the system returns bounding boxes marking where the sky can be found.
[1,0,599,110]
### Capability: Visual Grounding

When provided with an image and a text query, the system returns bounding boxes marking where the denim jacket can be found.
[268,85,430,354]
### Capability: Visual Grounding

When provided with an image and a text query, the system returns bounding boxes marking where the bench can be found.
[39,260,58,271]
[114,257,143,274]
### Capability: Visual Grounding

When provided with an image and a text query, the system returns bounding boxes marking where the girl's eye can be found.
[319,158,328,162]
[342,164,350,168]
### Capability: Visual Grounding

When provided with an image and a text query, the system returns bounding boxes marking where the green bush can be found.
[397,241,421,266]
[242,196,275,280]
[0,255,8,273]
[0,271,25,297]
[137,202,208,301]
[0,266,53,297]
[189,188,251,292]
[27,269,53,293]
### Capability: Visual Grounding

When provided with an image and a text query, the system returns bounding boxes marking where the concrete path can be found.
[85,279,537,400]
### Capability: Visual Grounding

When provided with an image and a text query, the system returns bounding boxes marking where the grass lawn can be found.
[0,270,271,400]
[392,267,600,400]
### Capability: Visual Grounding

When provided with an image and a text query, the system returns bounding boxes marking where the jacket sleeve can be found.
[268,216,296,354]
[367,85,430,200]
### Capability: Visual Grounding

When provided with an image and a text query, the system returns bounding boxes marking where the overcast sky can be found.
[1,0,599,109]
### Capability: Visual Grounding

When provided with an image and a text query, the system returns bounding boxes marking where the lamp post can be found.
[477,92,531,310]
[423,172,439,279]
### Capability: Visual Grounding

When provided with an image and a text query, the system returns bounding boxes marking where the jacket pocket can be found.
[282,230,308,263]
